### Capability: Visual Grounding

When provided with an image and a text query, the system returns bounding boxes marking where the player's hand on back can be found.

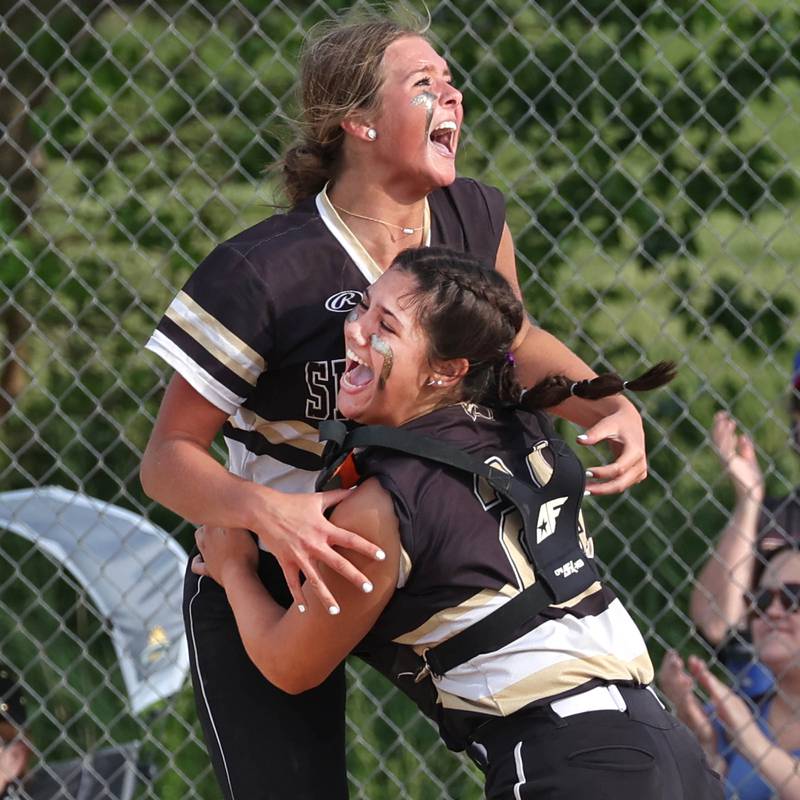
[192,525,258,587]
[245,487,386,614]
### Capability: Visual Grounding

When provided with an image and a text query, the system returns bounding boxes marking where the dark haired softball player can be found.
[193,248,724,800]
[143,17,655,800]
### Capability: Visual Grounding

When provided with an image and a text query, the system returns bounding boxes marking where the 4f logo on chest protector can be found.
[536,496,568,544]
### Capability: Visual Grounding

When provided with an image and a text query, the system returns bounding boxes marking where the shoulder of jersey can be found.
[430,176,484,204]
[217,197,332,267]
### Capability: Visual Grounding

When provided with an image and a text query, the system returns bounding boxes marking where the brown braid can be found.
[393,247,522,406]
[521,361,678,410]
[391,246,677,411]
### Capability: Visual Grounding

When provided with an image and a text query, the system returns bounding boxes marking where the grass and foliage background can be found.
[1,0,799,797]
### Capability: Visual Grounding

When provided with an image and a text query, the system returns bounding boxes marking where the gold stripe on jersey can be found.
[393,584,519,646]
[395,581,604,649]
[228,410,326,457]
[435,650,655,717]
[397,547,413,589]
[317,185,432,284]
[474,461,536,590]
[499,509,536,590]
[166,291,266,384]
[552,580,602,609]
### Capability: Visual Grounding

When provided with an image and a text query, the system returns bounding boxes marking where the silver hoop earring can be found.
[366,128,378,141]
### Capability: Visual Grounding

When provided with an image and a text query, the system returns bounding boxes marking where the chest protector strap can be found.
[317,420,599,682]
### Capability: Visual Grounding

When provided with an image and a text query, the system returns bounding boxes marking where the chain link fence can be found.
[1,0,799,797]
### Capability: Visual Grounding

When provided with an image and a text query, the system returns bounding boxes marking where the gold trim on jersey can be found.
[227,410,326,457]
[435,650,654,717]
[396,581,605,649]
[316,184,431,284]
[166,291,266,384]
[393,584,519,646]
[526,441,553,486]
[473,459,537,590]
[552,580,602,609]
[397,546,413,588]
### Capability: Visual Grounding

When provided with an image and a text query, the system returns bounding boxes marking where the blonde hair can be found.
[280,8,428,205]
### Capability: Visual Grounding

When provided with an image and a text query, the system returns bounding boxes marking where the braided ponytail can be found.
[520,361,677,410]
[392,247,524,406]
[390,246,676,412]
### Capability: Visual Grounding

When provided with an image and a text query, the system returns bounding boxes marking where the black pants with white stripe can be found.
[183,549,349,800]
[473,686,724,800]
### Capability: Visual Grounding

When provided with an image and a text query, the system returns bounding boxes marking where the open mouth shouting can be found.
[342,335,394,392]
[429,120,458,158]
[342,348,375,392]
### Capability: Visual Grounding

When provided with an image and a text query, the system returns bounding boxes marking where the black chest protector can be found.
[316,420,600,683]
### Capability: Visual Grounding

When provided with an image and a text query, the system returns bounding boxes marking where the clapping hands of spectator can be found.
[687,656,755,739]
[658,650,717,754]
[712,411,765,505]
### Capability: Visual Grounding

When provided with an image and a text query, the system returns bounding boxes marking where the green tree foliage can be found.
[437,0,799,274]
[0,2,799,798]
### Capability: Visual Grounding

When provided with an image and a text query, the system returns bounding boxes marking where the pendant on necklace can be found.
[402,227,414,235]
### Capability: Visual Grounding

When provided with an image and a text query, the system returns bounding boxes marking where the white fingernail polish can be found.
[298,604,306,614]
[375,550,386,561]
[577,434,589,441]
[362,581,373,593]
[584,490,591,497]
[585,470,594,478]
[329,605,340,616]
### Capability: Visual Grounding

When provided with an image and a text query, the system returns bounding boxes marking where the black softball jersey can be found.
[146,179,506,486]
[355,403,655,753]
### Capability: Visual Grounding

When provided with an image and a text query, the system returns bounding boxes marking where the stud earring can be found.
[427,377,444,386]
[366,128,378,141]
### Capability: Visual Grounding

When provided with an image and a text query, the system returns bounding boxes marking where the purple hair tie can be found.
[505,352,515,365]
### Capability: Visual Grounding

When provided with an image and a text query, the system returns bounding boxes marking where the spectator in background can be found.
[660,545,800,799]
[690,352,800,697]
[0,666,29,799]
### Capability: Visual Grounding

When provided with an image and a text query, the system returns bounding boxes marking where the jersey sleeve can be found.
[472,179,507,259]
[369,470,416,560]
[430,178,507,266]
[358,452,427,582]
[146,243,274,415]
[455,178,507,263]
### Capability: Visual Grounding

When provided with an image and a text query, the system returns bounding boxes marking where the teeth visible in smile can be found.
[346,348,368,366]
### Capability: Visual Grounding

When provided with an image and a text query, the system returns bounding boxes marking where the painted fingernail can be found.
[298,604,306,614]
[577,434,589,441]
[362,581,373,594]
[585,470,594,478]
[375,549,386,561]
[584,490,591,497]
[329,605,340,616]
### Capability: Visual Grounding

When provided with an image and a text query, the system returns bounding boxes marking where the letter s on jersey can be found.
[325,290,363,312]
[306,359,347,420]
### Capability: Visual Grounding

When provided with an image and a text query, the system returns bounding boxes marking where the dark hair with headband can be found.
[391,246,676,411]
